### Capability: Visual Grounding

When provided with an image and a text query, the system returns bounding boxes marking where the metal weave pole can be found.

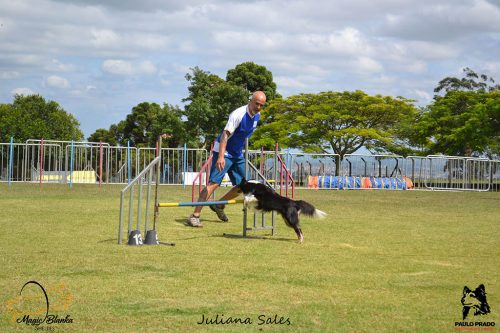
[245,161,276,233]
[242,140,276,236]
[118,156,160,244]
[136,176,143,231]
[143,169,153,236]
[149,134,176,246]
[153,135,166,231]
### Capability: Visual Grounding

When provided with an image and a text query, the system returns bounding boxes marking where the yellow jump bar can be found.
[158,199,244,208]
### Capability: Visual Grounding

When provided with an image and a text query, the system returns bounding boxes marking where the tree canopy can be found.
[87,102,185,148]
[434,67,500,94]
[182,66,249,146]
[252,91,418,159]
[415,90,500,157]
[414,68,500,158]
[226,61,280,101]
[0,94,83,142]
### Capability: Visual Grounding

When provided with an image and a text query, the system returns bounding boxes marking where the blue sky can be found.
[1,0,499,138]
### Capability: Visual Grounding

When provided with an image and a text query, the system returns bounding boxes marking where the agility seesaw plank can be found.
[158,199,244,208]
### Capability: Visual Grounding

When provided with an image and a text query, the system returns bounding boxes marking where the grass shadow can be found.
[98,238,117,244]
[220,233,297,243]
[172,217,229,225]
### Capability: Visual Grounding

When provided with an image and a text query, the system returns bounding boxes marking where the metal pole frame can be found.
[8,137,14,186]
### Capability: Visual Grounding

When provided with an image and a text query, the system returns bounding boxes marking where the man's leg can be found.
[209,185,242,222]
[186,182,219,227]
[210,156,245,222]
[218,185,242,201]
[193,182,220,214]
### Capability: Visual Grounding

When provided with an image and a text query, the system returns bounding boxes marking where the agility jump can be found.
[118,136,292,245]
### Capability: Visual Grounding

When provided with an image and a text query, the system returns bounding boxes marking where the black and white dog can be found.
[238,178,327,243]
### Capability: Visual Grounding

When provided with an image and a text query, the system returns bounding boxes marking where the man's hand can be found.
[216,156,225,171]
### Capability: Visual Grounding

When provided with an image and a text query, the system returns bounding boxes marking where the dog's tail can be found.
[296,200,327,219]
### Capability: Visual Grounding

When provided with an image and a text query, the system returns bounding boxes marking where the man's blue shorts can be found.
[209,152,245,186]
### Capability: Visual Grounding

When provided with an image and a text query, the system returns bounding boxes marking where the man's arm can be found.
[216,130,230,171]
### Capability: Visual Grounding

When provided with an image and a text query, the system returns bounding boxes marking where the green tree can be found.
[434,67,500,94]
[415,69,500,157]
[153,103,189,148]
[88,103,186,148]
[87,127,119,146]
[0,94,83,142]
[226,61,280,101]
[416,90,500,157]
[0,103,12,140]
[120,102,162,147]
[182,67,248,146]
[252,91,418,160]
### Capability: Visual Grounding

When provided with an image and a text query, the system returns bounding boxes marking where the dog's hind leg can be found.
[282,208,304,243]
[295,227,304,243]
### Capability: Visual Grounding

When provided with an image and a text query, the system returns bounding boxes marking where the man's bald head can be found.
[248,91,266,116]
[251,91,266,102]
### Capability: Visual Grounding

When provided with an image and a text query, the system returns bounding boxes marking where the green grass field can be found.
[1,184,499,332]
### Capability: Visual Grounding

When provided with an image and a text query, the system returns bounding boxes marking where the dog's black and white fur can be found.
[238,178,326,243]
[461,284,491,320]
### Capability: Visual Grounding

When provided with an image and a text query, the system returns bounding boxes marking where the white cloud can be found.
[212,27,371,59]
[11,87,35,96]
[138,61,157,74]
[413,89,432,104]
[47,59,77,72]
[379,0,500,41]
[394,41,459,61]
[0,0,499,137]
[297,28,372,56]
[1,71,20,79]
[102,60,133,75]
[484,61,500,73]
[91,29,120,48]
[90,28,169,54]
[178,40,199,53]
[45,75,70,89]
[352,56,383,73]
[14,55,45,66]
[366,74,397,85]
[212,31,286,52]
[102,59,157,75]
[52,0,206,12]
[275,76,307,90]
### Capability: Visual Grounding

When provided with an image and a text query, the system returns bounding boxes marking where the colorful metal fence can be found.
[1,139,499,191]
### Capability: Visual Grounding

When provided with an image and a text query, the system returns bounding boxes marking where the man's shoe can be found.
[209,204,228,222]
[186,214,203,227]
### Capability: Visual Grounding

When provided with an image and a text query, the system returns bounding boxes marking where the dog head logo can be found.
[461,284,491,320]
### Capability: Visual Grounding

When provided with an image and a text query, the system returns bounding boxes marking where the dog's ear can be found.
[475,284,486,298]
[463,286,471,296]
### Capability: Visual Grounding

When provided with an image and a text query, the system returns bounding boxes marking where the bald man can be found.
[187,91,267,227]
